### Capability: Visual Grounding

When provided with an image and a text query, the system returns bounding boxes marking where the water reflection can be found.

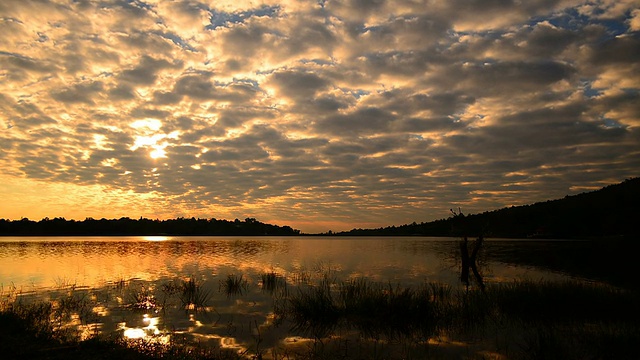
[143,236,170,242]
[121,314,167,343]
[2,236,633,359]
[1,237,585,293]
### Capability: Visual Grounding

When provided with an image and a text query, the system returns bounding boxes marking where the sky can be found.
[0,0,639,233]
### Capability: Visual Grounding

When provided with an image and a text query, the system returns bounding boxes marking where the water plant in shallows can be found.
[126,284,158,311]
[259,271,287,295]
[178,277,212,312]
[219,274,248,297]
[2,271,640,360]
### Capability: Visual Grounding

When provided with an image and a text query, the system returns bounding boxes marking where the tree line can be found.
[333,177,639,239]
[0,217,301,236]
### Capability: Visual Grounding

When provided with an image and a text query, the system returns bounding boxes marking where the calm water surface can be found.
[0,236,572,290]
[0,236,584,357]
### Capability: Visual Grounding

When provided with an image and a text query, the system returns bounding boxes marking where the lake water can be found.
[0,236,576,291]
[0,236,603,357]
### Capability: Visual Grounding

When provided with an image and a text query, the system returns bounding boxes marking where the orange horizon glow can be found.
[0,1,637,234]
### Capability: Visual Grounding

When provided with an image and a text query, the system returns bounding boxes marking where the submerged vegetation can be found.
[2,271,639,359]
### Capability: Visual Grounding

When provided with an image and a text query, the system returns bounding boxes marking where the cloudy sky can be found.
[1,0,638,233]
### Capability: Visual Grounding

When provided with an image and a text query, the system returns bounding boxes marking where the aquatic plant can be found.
[127,284,158,311]
[280,275,640,359]
[260,271,277,291]
[178,277,212,311]
[0,283,18,311]
[259,271,288,296]
[283,277,446,342]
[2,273,639,360]
[53,287,96,329]
[219,274,248,297]
[288,278,339,339]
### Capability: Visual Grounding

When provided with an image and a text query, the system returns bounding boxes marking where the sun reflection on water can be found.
[142,236,170,242]
[121,314,169,344]
[0,237,594,359]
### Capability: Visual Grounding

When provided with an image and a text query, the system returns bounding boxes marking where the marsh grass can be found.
[127,284,158,311]
[219,274,248,297]
[178,277,212,311]
[487,280,639,324]
[53,287,97,332]
[290,266,312,284]
[2,273,639,360]
[259,271,287,296]
[282,277,640,359]
[286,278,445,341]
[0,283,18,310]
[288,278,339,339]
[0,289,90,356]
[0,279,234,360]
[112,336,244,360]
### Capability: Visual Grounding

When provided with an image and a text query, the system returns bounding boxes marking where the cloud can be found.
[118,55,180,85]
[0,0,638,233]
[269,70,331,100]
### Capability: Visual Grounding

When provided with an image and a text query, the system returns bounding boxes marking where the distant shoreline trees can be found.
[331,177,639,239]
[0,217,300,236]
[2,178,637,238]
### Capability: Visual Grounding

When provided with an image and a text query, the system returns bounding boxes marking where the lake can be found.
[0,236,579,291]
[0,236,620,358]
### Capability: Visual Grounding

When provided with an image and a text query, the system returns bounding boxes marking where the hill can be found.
[336,178,640,239]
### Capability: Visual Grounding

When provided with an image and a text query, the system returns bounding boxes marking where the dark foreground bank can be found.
[2,274,639,360]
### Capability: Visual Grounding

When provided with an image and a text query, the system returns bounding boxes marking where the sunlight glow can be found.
[131,134,166,150]
[143,236,170,242]
[92,134,111,150]
[130,118,162,131]
[101,158,118,167]
[123,328,146,339]
[121,314,169,343]
[149,147,167,159]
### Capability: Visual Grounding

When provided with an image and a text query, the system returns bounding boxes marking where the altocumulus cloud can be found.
[0,0,638,233]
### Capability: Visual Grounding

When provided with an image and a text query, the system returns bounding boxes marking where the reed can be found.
[127,284,158,311]
[178,277,212,311]
[260,271,287,295]
[288,279,339,339]
[485,280,640,324]
[290,269,311,284]
[284,278,446,341]
[2,274,639,360]
[219,274,248,297]
[280,275,640,359]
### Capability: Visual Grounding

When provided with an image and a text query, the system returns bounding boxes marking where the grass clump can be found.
[285,278,447,341]
[178,277,212,311]
[127,285,159,311]
[288,279,340,339]
[280,277,640,359]
[0,299,242,360]
[259,271,287,295]
[219,274,248,297]
[486,280,639,324]
[2,274,639,360]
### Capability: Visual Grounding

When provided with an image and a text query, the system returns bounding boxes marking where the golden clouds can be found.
[0,0,638,233]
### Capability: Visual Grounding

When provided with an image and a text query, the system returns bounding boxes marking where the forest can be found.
[2,178,637,238]
[0,216,300,236]
[335,177,640,239]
